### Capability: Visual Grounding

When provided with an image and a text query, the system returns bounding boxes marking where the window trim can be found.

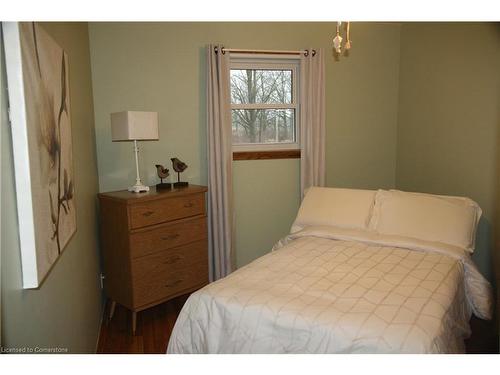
[230,56,300,154]
[233,149,301,161]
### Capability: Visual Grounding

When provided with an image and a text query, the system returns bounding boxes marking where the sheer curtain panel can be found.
[206,44,235,281]
[300,49,326,196]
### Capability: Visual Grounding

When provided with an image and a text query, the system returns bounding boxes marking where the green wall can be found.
[396,23,500,281]
[233,159,301,267]
[88,22,401,267]
[1,23,102,352]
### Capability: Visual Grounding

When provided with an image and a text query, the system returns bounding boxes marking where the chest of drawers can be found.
[98,185,208,334]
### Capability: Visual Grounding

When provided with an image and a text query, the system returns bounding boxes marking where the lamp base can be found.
[128,184,150,193]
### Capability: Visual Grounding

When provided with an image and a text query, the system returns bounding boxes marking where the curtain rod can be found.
[215,47,316,57]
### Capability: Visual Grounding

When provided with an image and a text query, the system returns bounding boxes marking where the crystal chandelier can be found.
[333,22,352,55]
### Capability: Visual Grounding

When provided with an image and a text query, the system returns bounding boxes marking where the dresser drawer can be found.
[129,193,205,229]
[131,240,208,307]
[130,216,207,258]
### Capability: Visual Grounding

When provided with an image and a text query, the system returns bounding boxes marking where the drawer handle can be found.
[163,255,182,264]
[165,279,183,288]
[183,202,194,208]
[142,210,155,217]
[161,233,180,241]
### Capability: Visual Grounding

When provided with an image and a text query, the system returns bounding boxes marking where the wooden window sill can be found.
[233,149,301,161]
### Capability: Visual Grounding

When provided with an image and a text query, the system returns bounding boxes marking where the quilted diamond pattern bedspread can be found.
[167,227,492,354]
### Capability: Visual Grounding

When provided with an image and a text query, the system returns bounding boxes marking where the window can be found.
[230,57,300,159]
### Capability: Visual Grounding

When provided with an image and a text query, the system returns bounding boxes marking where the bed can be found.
[167,188,493,354]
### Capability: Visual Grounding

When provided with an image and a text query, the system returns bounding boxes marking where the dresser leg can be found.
[132,311,137,335]
[108,300,116,321]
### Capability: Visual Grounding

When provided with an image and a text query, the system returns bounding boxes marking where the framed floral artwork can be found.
[3,22,76,288]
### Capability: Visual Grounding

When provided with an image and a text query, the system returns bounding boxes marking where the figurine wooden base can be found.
[173,182,189,188]
[156,183,172,191]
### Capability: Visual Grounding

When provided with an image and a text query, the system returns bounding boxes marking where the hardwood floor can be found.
[97,294,499,354]
[465,315,499,354]
[97,294,189,354]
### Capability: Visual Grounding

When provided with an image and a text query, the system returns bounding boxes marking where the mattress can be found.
[167,226,492,354]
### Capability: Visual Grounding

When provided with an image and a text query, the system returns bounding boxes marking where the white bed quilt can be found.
[167,227,492,354]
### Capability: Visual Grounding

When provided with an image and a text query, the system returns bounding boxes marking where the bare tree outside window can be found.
[230,68,296,145]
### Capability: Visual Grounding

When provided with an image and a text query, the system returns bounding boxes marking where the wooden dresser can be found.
[98,185,208,334]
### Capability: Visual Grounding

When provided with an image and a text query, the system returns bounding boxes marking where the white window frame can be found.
[230,54,300,152]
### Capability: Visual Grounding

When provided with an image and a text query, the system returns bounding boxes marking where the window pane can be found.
[230,69,292,104]
[232,109,295,144]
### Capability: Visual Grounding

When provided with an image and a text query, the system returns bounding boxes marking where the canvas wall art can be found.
[3,22,76,288]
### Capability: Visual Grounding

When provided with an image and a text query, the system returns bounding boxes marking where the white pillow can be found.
[368,189,482,252]
[291,187,376,233]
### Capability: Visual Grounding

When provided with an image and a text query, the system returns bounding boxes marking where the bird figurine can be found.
[154,164,172,191]
[171,157,189,188]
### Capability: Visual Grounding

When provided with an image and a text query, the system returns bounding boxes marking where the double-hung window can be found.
[230,56,300,157]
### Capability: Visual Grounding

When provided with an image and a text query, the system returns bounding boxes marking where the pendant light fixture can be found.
[333,21,352,56]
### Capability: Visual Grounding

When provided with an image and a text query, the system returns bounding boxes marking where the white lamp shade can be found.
[111,111,159,141]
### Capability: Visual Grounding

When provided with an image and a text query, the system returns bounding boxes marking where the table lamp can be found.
[111,111,159,193]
